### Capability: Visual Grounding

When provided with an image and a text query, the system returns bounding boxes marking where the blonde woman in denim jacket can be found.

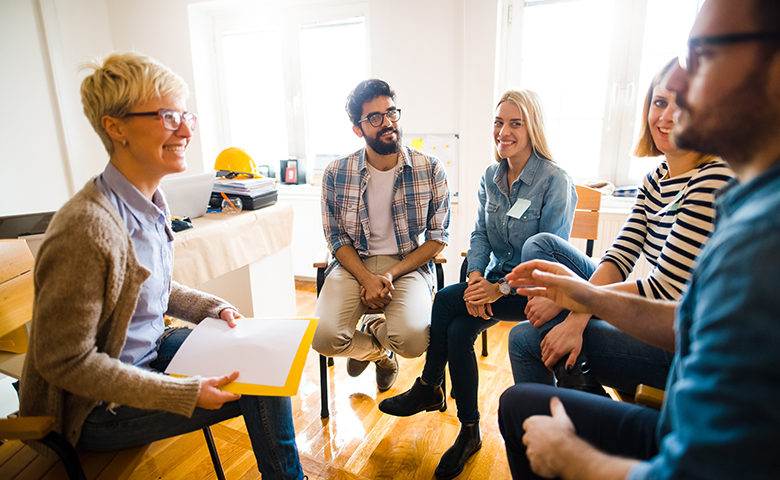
[379,89,576,480]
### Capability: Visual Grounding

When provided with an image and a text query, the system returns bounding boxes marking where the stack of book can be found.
[210,177,278,210]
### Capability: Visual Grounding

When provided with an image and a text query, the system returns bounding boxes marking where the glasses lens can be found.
[366,113,382,127]
[387,109,400,122]
[159,110,180,130]
[183,112,197,131]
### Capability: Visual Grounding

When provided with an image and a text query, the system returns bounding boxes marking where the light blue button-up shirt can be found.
[467,153,576,282]
[95,163,174,368]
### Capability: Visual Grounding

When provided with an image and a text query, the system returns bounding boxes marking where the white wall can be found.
[0,0,499,286]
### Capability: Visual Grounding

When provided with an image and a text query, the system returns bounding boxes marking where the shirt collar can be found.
[716,161,780,218]
[101,162,169,228]
[359,145,410,173]
[494,151,542,189]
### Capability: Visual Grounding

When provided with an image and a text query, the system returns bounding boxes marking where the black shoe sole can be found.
[378,398,446,416]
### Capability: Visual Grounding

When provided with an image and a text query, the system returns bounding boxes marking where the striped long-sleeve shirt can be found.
[600,158,734,300]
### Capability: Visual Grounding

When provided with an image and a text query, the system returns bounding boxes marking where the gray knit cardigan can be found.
[20,180,230,447]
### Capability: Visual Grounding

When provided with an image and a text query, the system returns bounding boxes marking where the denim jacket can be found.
[467,153,576,282]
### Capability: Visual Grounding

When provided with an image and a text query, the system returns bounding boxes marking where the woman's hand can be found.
[463,275,503,305]
[525,296,564,328]
[540,312,589,370]
[197,371,241,409]
[465,300,493,320]
[219,307,243,328]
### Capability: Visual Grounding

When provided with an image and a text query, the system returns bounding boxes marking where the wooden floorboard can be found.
[127,280,518,479]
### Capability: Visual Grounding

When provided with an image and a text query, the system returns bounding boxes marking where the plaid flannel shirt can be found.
[321,146,450,288]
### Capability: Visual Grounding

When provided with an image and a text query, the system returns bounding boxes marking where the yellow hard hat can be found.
[214,147,258,178]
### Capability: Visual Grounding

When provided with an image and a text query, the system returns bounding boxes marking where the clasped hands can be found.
[196,307,243,410]
[463,274,503,319]
[360,272,395,309]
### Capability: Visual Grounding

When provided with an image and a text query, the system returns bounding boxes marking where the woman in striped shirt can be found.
[507,58,734,396]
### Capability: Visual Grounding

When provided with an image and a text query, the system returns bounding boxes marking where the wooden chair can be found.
[314,253,446,418]
[459,184,603,357]
[0,239,226,480]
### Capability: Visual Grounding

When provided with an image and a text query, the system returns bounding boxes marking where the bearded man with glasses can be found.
[496,0,780,478]
[312,79,450,392]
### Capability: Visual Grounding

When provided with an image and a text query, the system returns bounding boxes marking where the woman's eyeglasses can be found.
[124,109,198,131]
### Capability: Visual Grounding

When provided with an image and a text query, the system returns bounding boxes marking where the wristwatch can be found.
[497,277,514,296]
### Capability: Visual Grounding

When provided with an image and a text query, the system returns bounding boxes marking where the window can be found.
[497,0,704,186]
[190,1,368,180]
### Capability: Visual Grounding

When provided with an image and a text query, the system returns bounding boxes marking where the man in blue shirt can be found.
[312,79,450,391]
[497,0,780,478]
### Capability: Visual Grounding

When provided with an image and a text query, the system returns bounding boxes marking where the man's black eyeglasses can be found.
[359,109,401,128]
[124,109,198,131]
[679,31,780,73]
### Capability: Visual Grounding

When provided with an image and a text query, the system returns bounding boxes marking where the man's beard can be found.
[673,63,772,163]
[365,126,402,155]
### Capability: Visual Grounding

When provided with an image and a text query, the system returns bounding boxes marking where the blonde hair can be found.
[633,58,716,166]
[80,52,189,154]
[494,89,554,163]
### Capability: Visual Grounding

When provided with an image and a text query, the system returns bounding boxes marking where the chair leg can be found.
[40,431,86,480]
[202,426,226,480]
[320,354,330,418]
[481,330,488,357]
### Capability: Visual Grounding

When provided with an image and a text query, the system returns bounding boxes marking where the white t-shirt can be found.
[366,159,400,255]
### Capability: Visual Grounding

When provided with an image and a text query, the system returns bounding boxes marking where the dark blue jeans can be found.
[498,383,659,479]
[510,233,674,393]
[78,328,304,480]
[421,281,527,424]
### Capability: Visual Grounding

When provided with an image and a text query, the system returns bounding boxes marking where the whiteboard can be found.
[404,133,459,203]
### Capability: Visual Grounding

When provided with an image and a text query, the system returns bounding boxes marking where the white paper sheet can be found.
[164,317,309,387]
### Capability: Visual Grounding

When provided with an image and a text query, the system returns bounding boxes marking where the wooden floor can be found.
[128,281,518,479]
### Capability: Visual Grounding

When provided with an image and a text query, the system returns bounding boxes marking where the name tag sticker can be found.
[507,198,531,219]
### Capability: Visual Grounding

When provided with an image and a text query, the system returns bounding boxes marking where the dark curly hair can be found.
[345,79,396,126]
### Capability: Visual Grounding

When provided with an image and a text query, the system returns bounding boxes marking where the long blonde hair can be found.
[494,89,554,163]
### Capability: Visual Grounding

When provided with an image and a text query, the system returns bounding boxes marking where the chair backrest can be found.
[571,185,601,257]
[0,239,34,357]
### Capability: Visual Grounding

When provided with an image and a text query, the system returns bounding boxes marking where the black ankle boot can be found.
[435,423,482,479]
[553,358,608,396]
[378,377,445,416]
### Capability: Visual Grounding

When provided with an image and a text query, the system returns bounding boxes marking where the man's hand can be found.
[197,371,241,409]
[360,272,394,309]
[507,260,595,314]
[219,307,243,328]
[540,314,588,370]
[522,397,576,478]
[525,296,564,328]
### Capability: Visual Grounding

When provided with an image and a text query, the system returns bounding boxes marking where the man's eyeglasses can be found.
[679,31,780,73]
[124,109,198,131]
[359,109,401,128]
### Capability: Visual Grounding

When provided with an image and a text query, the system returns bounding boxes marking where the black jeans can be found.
[421,281,527,424]
[498,383,660,479]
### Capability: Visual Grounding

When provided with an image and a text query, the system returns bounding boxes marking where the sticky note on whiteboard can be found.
[411,138,423,150]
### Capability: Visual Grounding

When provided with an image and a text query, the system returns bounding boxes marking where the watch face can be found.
[500,282,511,295]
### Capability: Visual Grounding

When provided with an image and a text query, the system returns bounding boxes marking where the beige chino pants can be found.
[312,255,432,362]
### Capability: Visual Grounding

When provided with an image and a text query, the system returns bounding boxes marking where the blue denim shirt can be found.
[629,162,780,480]
[467,153,576,282]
